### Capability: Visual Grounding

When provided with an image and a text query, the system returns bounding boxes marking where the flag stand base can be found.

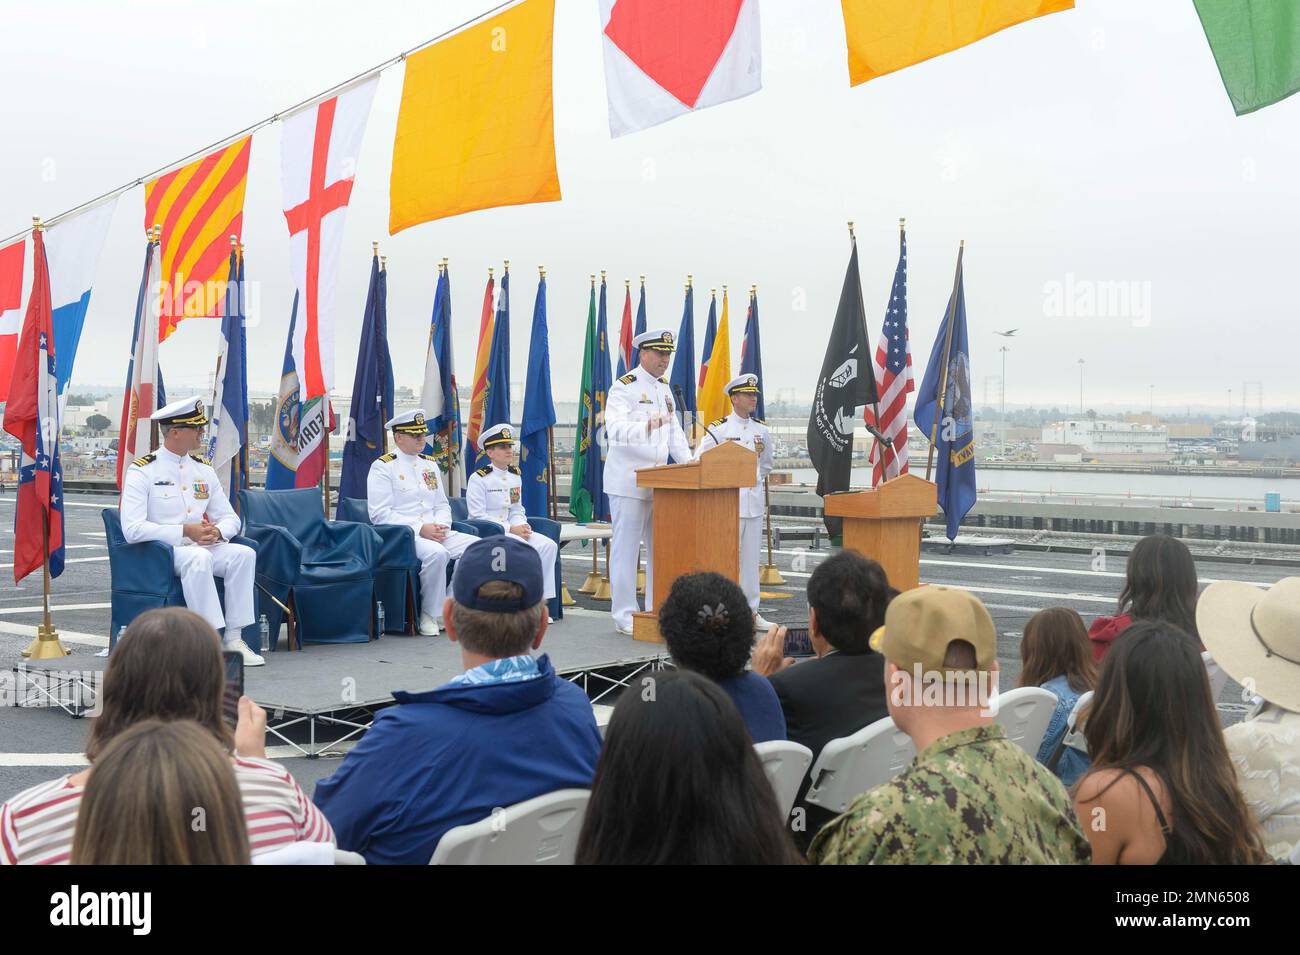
[592,577,612,601]
[636,568,646,595]
[760,563,786,585]
[578,573,601,594]
[22,624,69,660]
[561,583,577,607]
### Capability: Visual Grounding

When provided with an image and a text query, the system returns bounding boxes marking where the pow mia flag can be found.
[807,236,878,537]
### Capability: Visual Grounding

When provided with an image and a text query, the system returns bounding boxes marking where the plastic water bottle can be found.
[258,614,270,653]
[376,601,385,636]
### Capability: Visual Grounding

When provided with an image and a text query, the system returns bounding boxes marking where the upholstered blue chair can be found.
[334,497,420,635]
[102,509,263,651]
[238,488,379,647]
[336,495,486,633]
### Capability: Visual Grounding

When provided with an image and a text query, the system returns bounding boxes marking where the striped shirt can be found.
[0,756,334,865]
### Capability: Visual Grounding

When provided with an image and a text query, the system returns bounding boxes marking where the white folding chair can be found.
[804,716,916,814]
[1202,651,1230,702]
[334,849,366,865]
[991,686,1058,756]
[429,789,590,865]
[754,740,814,820]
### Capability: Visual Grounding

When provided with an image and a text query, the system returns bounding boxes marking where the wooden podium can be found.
[631,441,758,643]
[823,473,938,591]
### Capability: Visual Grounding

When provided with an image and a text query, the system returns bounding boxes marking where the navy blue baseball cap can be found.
[451,535,544,611]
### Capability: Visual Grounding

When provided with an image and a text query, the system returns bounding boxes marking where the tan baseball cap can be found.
[869,585,997,672]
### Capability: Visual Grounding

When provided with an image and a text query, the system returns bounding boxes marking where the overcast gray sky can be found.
[1,0,1294,415]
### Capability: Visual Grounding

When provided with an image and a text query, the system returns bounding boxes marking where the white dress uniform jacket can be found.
[367,449,475,620]
[119,446,256,633]
[466,463,559,600]
[603,364,692,500]
[693,412,774,517]
[367,449,454,530]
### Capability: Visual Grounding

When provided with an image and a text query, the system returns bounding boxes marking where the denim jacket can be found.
[1037,675,1090,787]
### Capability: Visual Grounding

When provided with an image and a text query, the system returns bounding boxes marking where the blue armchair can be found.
[102,509,262,651]
[238,488,379,647]
[335,497,419,635]
[336,495,486,633]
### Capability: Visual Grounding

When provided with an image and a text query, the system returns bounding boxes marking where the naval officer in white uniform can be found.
[119,397,263,665]
[466,423,559,602]
[604,328,692,634]
[367,409,476,635]
[694,373,776,628]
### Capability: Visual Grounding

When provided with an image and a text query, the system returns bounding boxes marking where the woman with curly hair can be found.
[658,571,786,742]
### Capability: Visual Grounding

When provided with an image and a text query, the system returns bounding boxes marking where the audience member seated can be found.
[70,720,251,865]
[0,608,333,865]
[1017,607,1097,786]
[810,586,1091,865]
[575,670,803,865]
[1198,577,1300,860]
[751,550,893,850]
[658,572,785,743]
[1089,534,1200,661]
[1073,620,1271,864]
[313,535,601,864]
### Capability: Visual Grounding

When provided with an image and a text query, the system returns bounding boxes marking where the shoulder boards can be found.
[617,372,636,384]
[132,452,156,467]
[419,452,438,462]
[379,452,397,463]
[508,465,521,475]
[658,376,668,384]
[475,465,492,477]
[753,417,766,426]
[188,452,210,466]
[710,418,727,429]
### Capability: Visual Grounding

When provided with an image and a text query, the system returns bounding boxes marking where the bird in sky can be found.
[994,329,1018,337]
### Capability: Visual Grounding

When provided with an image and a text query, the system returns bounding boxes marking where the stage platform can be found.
[14,608,668,756]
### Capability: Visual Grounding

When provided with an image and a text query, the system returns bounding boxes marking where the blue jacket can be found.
[717,671,787,743]
[1037,674,1091,788]
[313,654,602,864]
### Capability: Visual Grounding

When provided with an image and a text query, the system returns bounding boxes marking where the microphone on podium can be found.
[674,384,723,448]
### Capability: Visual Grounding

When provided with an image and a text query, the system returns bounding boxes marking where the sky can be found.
[1,0,1296,417]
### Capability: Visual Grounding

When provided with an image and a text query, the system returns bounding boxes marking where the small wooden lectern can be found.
[631,441,758,643]
[823,474,938,591]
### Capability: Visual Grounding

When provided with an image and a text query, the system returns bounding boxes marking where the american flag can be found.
[868,228,912,486]
[2,228,64,583]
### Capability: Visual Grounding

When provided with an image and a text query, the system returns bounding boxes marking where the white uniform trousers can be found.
[172,542,257,635]
[740,515,763,613]
[519,531,559,600]
[609,494,654,630]
[413,530,477,619]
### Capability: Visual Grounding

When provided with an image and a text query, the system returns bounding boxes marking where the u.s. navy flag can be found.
[915,245,976,540]
[807,233,878,537]
[3,228,64,583]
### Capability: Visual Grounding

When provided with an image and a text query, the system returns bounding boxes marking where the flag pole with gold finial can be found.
[23,217,69,660]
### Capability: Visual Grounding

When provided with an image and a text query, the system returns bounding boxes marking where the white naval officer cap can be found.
[386,408,430,436]
[725,373,760,396]
[632,328,676,352]
[478,423,516,452]
[151,396,209,427]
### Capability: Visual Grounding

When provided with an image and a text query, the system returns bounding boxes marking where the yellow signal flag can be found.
[389,0,562,233]
[840,0,1073,87]
[698,288,734,427]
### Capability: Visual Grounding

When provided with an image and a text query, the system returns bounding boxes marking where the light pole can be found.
[1000,345,1010,456]
[1149,384,1154,417]
[1077,359,1085,417]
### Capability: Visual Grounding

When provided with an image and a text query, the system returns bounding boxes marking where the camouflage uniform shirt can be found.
[808,724,1092,865]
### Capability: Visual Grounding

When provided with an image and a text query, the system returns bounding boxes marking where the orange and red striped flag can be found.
[464,272,495,461]
[144,137,252,340]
